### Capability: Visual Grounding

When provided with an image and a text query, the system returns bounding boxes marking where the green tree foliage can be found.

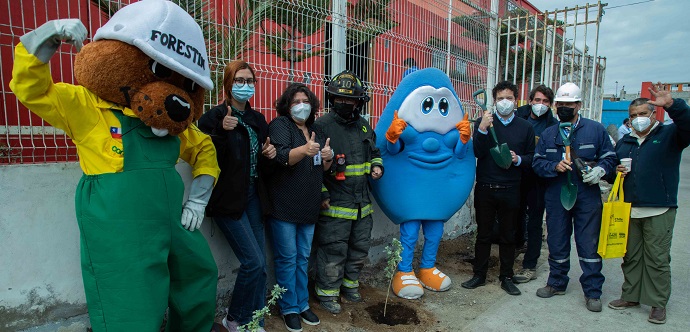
[347,0,398,44]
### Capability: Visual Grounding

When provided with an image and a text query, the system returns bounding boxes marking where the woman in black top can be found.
[197,60,276,332]
[268,83,333,331]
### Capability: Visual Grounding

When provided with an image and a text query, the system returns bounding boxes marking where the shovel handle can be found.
[472,89,487,111]
[473,88,498,134]
[565,145,571,162]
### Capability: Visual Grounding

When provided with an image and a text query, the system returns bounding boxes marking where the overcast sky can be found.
[527,0,690,96]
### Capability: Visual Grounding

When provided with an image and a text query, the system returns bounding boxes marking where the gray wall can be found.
[0,162,474,330]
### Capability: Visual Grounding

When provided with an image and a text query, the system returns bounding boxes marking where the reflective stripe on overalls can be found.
[75,111,217,332]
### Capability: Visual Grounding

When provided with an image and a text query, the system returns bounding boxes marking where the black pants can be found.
[518,176,546,269]
[473,184,520,279]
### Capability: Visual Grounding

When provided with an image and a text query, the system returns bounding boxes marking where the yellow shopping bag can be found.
[597,172,631,259]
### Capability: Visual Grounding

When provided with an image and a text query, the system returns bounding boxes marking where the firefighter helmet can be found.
[326,70,370,103]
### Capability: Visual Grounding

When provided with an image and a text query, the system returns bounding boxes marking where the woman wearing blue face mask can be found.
[198,60,277,332]
[268,83,333,332]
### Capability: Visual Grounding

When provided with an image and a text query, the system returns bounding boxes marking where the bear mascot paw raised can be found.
[10,0,226,330]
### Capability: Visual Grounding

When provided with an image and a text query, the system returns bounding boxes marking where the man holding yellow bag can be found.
[607,83,690,324]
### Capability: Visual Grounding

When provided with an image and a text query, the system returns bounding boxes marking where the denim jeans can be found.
[269,217,315,315]
[214,183,266,326]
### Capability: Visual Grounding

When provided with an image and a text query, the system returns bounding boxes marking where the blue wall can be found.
[601,100,631,129]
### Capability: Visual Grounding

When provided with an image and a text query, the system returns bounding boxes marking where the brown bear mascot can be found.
[10,0,226,331]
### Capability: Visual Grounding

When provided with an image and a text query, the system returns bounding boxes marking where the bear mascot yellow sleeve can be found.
[9,0,226,330]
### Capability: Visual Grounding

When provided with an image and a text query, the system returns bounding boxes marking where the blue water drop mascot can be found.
[371,68,475,299]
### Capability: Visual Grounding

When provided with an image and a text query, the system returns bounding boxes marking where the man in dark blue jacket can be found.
[532,82,617,312]
[607,84,690,325]
[513,85,558,284]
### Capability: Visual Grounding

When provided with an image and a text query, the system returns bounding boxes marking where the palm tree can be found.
[258,0,329,82]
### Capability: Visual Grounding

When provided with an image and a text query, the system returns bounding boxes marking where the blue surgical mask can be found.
[231,84,255,102]
[290,103,311,123]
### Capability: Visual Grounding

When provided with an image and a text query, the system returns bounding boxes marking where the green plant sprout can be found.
[384,237,403,317]
[239,284,286,332]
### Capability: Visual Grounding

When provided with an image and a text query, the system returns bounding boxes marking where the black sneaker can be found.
[300,308,320,326]
[500,277,521,296]
[282,313,303,332]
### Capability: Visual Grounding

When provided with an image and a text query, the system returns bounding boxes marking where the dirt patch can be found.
[365,302,420,326]
[257,233,527,332]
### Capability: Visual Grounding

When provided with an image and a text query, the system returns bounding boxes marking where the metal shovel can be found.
[559,122,577,210]
[472,89,513,169]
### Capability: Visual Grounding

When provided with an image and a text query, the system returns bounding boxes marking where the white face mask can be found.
[631,113,653,132]
[531,103,549,117]
[290,102,311,123]
[495,99,515,116]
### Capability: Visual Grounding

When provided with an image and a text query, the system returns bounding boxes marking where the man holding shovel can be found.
[532,82,617,312]
[461,81,535,296]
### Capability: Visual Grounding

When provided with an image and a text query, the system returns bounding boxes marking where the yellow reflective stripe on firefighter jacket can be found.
[314,111,383,216]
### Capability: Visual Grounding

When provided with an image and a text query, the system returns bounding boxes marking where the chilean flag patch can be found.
[110,127,122,139]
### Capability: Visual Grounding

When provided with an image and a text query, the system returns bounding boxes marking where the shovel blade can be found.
[490,143,513,169]
[560,174,578,210]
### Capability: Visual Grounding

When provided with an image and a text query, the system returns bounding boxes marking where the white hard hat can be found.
[93,0,213,91]
[554,82,582,102]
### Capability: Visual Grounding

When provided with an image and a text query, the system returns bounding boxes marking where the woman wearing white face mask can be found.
[268,83,333,331]
[198,60,277,332]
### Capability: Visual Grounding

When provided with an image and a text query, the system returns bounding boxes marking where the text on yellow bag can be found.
[597,172,631,259]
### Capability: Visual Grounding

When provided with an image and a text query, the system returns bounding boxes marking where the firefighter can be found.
[313,70,384,314]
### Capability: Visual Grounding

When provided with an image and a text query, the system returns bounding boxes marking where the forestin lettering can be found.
[150,30,206,70]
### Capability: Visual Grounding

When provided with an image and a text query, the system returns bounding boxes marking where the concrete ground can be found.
[20,156,690,332]
[462,152,690,332]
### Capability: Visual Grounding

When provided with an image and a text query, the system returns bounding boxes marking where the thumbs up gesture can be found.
[455,113,471,144]
[304,132,320,157]
[386,110,407,143]
[320,138,333,161]
[222,114,238,131]
[262,137,276,159]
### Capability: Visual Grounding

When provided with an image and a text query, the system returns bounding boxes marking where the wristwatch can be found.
[324,148,334,162]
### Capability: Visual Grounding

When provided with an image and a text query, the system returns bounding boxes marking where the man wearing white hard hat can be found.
[532,82,617,312]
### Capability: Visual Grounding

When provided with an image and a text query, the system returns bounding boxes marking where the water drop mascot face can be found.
[371,68,475,299]
[9,0,223,330]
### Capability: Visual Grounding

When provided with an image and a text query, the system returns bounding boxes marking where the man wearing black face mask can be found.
[532,82,617,312]
[313,70,384,314]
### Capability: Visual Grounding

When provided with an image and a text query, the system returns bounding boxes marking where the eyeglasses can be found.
[233,77,256,87]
